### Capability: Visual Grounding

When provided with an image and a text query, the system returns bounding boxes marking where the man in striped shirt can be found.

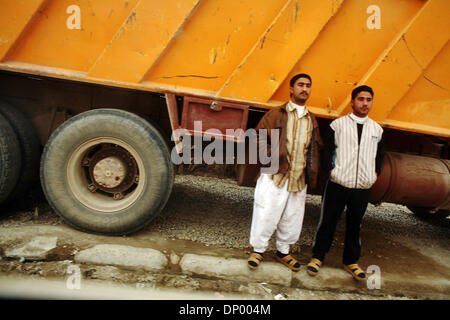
[307,85,384,281]
[247,73,322,272]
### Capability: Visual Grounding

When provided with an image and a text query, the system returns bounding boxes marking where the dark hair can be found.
[351,85,374,100]
[290,73,312,87]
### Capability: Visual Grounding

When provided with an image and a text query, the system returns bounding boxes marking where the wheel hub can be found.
[93,156,126,189]
[84,145,138,195]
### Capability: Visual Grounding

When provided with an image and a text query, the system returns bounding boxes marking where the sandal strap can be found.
[345,264,364,275]
[308,258,322,267]
[249,252,263,261]
[280,254,298,266]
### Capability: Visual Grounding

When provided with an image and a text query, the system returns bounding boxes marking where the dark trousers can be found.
[312,180,371,265]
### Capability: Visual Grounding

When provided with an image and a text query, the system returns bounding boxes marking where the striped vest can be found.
[330,114,383,189]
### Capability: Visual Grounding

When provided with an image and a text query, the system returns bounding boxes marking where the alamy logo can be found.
[66,5,81,30]
[171,121,280,174]
[366,265,381,290]
[66,264,81,290]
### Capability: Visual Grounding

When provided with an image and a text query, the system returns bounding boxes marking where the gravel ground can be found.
[0,172,449,300]
[148,174,450,251]
[1,173,448,254]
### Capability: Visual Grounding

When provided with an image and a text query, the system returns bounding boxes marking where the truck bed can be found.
[1,0,449,137]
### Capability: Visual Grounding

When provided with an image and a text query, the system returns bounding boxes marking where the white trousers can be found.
[250,174,307,254]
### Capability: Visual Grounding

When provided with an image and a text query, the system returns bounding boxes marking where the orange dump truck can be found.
[0,0,449,235]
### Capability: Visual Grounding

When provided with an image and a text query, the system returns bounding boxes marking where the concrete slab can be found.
[1,225,448,299]
[5,236,58,261]
[293,266,450,299]
[75,244,168,271]
[293,266,361,291]
[180,253,292,287]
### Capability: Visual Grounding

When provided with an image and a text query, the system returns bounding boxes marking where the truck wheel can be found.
[0,113,22,205]
[0,101,41,201]
[40,109,174,235]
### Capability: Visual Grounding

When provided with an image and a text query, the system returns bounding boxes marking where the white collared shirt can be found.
[349,112,368,124]
[287,101,307,119]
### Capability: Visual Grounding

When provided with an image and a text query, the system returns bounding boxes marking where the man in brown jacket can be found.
[248,73,322,271]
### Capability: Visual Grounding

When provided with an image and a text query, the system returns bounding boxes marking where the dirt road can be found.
[0,173,449,300]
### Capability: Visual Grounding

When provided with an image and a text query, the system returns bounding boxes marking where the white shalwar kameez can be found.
[250,173,307,254]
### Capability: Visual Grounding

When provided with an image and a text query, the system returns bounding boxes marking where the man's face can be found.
[351,91,373,117]
[290,77,311,105]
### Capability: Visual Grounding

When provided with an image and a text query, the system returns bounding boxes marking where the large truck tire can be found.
[0,100,41,201]
[40,109,175,235]
[0,113,22,205]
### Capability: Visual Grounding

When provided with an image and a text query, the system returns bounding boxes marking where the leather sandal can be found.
[247,252,263,270]
[344,263,366,281]
[276,254,301,272]
[306,258,322,276]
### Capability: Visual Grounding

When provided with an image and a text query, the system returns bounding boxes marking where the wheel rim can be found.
[67,137,146,213]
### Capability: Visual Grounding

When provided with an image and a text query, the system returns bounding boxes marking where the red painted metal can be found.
[180,96,249,142]
[165,93,180,131]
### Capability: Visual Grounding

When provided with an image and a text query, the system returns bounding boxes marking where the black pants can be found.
[312,180,370,265]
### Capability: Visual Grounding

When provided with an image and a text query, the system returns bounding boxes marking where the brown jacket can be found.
[255,103,323,191]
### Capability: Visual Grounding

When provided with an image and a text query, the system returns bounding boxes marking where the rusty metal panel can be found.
[181,96,249,142]
[0,0,449,137]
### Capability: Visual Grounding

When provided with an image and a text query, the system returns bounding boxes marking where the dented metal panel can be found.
[0,0,449,137]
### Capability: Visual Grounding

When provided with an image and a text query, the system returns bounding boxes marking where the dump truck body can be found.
[0,0,449,234]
